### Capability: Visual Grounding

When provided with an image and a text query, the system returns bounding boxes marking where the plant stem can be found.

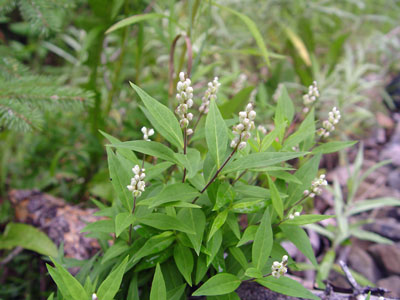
[182,129,188,183]
[232,169,248,185]
[128,195,137,245]
[192,144,239,203]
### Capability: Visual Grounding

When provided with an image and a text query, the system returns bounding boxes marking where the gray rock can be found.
[364,219,400,242]
[348,246,381,283]
[369,243,400,275]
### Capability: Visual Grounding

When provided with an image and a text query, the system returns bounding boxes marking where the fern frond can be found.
[0,99,43,131]
[18,0,63,35]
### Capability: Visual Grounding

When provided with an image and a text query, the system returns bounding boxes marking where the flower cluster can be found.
[304,174,328,198]
[127,165,146,197]
[141,126,154,141]
[317,107,341,138]
[289,211,300,220]
[231,103,256,150]
[199,77,221,114]
[175,72,194,135]
[303,81,320,106]
[271,255,288,278]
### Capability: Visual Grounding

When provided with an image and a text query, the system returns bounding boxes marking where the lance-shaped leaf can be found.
[312,141,357,154]
[267,175,283,220]
[130,83,183,149]
[177,208,205,255]
[150,263,167,300]
[137,213,195,234]
[110,140,178,164]
[97,256,129,300]
[223,152,307,174]
[106,13,165,34]
[140,183,200,207]
[282,214,334,226]
[192,273,241,296]
[174,243,194,286]
[252,209,272,271]
[131,232,175,264]
[256,276,319,300]
[206,99,228,168]
[208,210,228,241]
[280,224,317,267]
[115,212,136,237]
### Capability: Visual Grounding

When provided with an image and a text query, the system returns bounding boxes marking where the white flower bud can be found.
[239,111,247,119]
[186,128,193,135]
[294,212,300,217]
[282,255,288,263]
[92,294,98,300]
[248,110,256,120]
[230,139,237,148]
[289,214,294,219]
[238,141,247,150]
[187,99,193,108]
[187,113,193,121]
[303,190,309,196]
[246,103,253,112]
[179,72,185,81]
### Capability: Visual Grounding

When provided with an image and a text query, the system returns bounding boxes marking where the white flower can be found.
[199,77,221,114]
[92,294,98,300]
[127,165,146,197]
[303,81,319,106]
[317,107,341,138]
[257,125,267,135]
[231,102,256,149]
[294,212,300,217]
[141,127,154,141]
[271,255,289,278]
[304,173,327,197]
[176,72,194,134]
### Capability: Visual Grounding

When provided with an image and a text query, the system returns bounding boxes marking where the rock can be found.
[369,243,400,275]
[378,275,400,298]
[347,246,381,283]
[388,169,400,191]
[380,144,400,167]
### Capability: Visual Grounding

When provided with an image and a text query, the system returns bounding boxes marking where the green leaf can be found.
[261,122,286,152]
[115,212,136,237]
[256,276,319,300]
[267,175,283,220]
[174,148,201,179]
[130,83,183,149]
[132,232,175,264]
[350,228,393,245]
[219,86,255,118]
[237,225,257,247]
[138,213,195,234]
[223,152,307,174]
[206,99,228,168]
[211,3,270,66]
[275,86,294,128]
[101,241,129,265]
[208,210,228,241]
[177,208,206,255]
[0,223,57,257]
[206,229,222,267]
[214,182,234,211]
[97,256,129,300]
[286,155,321,208]
[195,254,208,285]
[110,141,178,163]
[347,197,400,216]
[81,220,115,234]
[174,243,194,286]
[192,273,241,296]
[106,13,165,34]
[312,141,357,154]
[244,267,262,279]
[167,283,187,300]
[107,147,133,211]
[47,258,89,300]
[100,130,139,164]
[228,247,248,270]
[283,109,315,150]
[231,199,266,214]
[226,213,240,240]
[142,183,200,207]
[252,209,273,271]
[280,224,317,267]
[150,263,167,300]
[283,215,334,226]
